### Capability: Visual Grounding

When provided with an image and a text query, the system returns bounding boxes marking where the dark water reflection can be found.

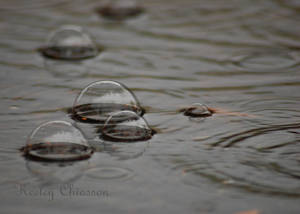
[0,0,300,213]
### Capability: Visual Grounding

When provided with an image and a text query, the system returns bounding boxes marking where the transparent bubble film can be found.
[21,121,93,161]
[181,103,213,117]
[96,0,144,20]
[72,80,144,124]
[39,25,98,60]
[102,111,153,142]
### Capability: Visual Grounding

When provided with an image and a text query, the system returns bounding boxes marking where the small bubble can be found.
[39,25,99,60]
[181,103,213,117]
[21,121,93,162]
[72,80,144,124]
[102,111,154,142]
[96,0,144,21]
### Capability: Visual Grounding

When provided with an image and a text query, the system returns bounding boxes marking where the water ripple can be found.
[86,166,134,181]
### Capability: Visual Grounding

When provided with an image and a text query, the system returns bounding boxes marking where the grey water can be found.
[0,0,300,213]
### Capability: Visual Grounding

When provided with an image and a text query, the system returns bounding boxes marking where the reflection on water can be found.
[1,0,300,213]
[102,138,149,160]
[86,166,134,181]
[43,58,92,78]
[26,159,88,186]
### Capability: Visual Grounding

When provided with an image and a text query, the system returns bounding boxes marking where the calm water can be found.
[0,0,300,213]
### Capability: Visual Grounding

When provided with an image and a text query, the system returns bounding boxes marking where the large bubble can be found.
[101,111,154,142]
[96,0,144,21]
[39,25,99,60]
[72,80,144,124]
[21,121,93,162]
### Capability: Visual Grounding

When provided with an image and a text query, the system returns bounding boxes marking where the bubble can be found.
[101,111,154,142]
[21,121,93,162]
[39,25,99,60]
[72,80,144,124]
[96,0,144,20]
[181,103,213,117]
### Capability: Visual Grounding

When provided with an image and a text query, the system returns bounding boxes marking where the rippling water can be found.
[0,0,300,213]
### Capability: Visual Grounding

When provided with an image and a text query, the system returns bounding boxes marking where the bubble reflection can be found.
[26,159,89,185]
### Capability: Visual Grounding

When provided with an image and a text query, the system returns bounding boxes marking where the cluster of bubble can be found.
[22,0,214,162]
[21,80,155,162]
[36,24,214,119]
[71,80,154,142]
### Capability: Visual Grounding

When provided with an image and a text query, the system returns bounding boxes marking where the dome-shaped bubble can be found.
[72,80,144,124]
[21,121,93,161]
[181,103,213,117]
[96,0,144,20]
[101,111,153,142]
[39,25,99,60]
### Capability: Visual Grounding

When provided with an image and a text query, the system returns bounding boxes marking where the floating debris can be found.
[38,25,99,60]
[72,80,144,124]
[96,0,144,21]
[102,111,154,142]
[21,121,93,162]
[179,103,213,118]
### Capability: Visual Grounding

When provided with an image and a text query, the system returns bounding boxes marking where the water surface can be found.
[0,0,300,213]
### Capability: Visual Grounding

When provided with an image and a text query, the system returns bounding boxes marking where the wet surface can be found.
[0,0,300,213]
